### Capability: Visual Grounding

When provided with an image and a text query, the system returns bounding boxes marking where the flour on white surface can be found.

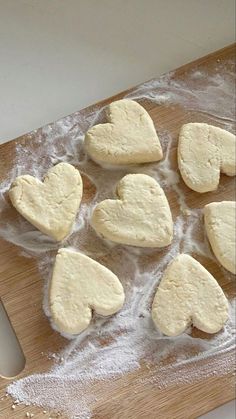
[1,59,235,418]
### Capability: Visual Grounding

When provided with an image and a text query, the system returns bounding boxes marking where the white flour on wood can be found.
[0,58,235,418]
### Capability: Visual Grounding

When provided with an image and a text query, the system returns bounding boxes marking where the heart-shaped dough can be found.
[49,249,125,335]
[152,254,228,336]
[91,174,173,247]
[178,123,236,193]
[9,163,82,241]
[204,201,236,274]
[84,99,163,165]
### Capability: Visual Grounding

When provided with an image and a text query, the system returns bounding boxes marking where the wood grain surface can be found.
[0,44,235,418]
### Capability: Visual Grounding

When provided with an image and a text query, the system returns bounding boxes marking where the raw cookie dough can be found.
[84,99,163,165]
[204,201,236,274]
[91,174,173,247]
[152,254,228,336]
[9,163,82,241]
[49,249,125,335]
[178,123,236,193]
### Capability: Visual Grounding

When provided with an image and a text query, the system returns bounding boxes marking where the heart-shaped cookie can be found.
[49,249,125,335]
[152,254,228,336]
[178,123,236,193]
[91,174,173,247]
[204,201,236,274]
[9,163,83,241]
[84,99,163,165]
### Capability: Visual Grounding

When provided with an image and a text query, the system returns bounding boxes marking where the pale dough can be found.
[49,249,125,335]
[152,254,228,336]
[178,123,236,193]
[84,99,163,165]
[9,163,82,241]
[91,174,173,247]
[204,201,236,274]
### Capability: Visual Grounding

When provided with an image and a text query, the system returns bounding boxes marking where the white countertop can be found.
[0,1,235,417]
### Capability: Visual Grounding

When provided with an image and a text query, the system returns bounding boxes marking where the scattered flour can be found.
[0,58,235,418]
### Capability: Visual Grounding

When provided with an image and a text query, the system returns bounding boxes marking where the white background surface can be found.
[0,1,235,417]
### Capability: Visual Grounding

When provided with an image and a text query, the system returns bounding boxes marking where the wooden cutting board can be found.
[0,44,235,419]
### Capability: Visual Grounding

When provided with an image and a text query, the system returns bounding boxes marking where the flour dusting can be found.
[0,58,235,418]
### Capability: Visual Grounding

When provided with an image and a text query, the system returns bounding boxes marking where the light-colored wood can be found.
[0,44,235,418]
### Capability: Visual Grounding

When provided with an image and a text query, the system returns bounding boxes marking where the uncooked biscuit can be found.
[152,254,228,336]
[91,174,173,247]
[204,201,236,274]
[9,163,82,241]
[49,249,125,335]
[84,99,163,165]
[178,123,236,193]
